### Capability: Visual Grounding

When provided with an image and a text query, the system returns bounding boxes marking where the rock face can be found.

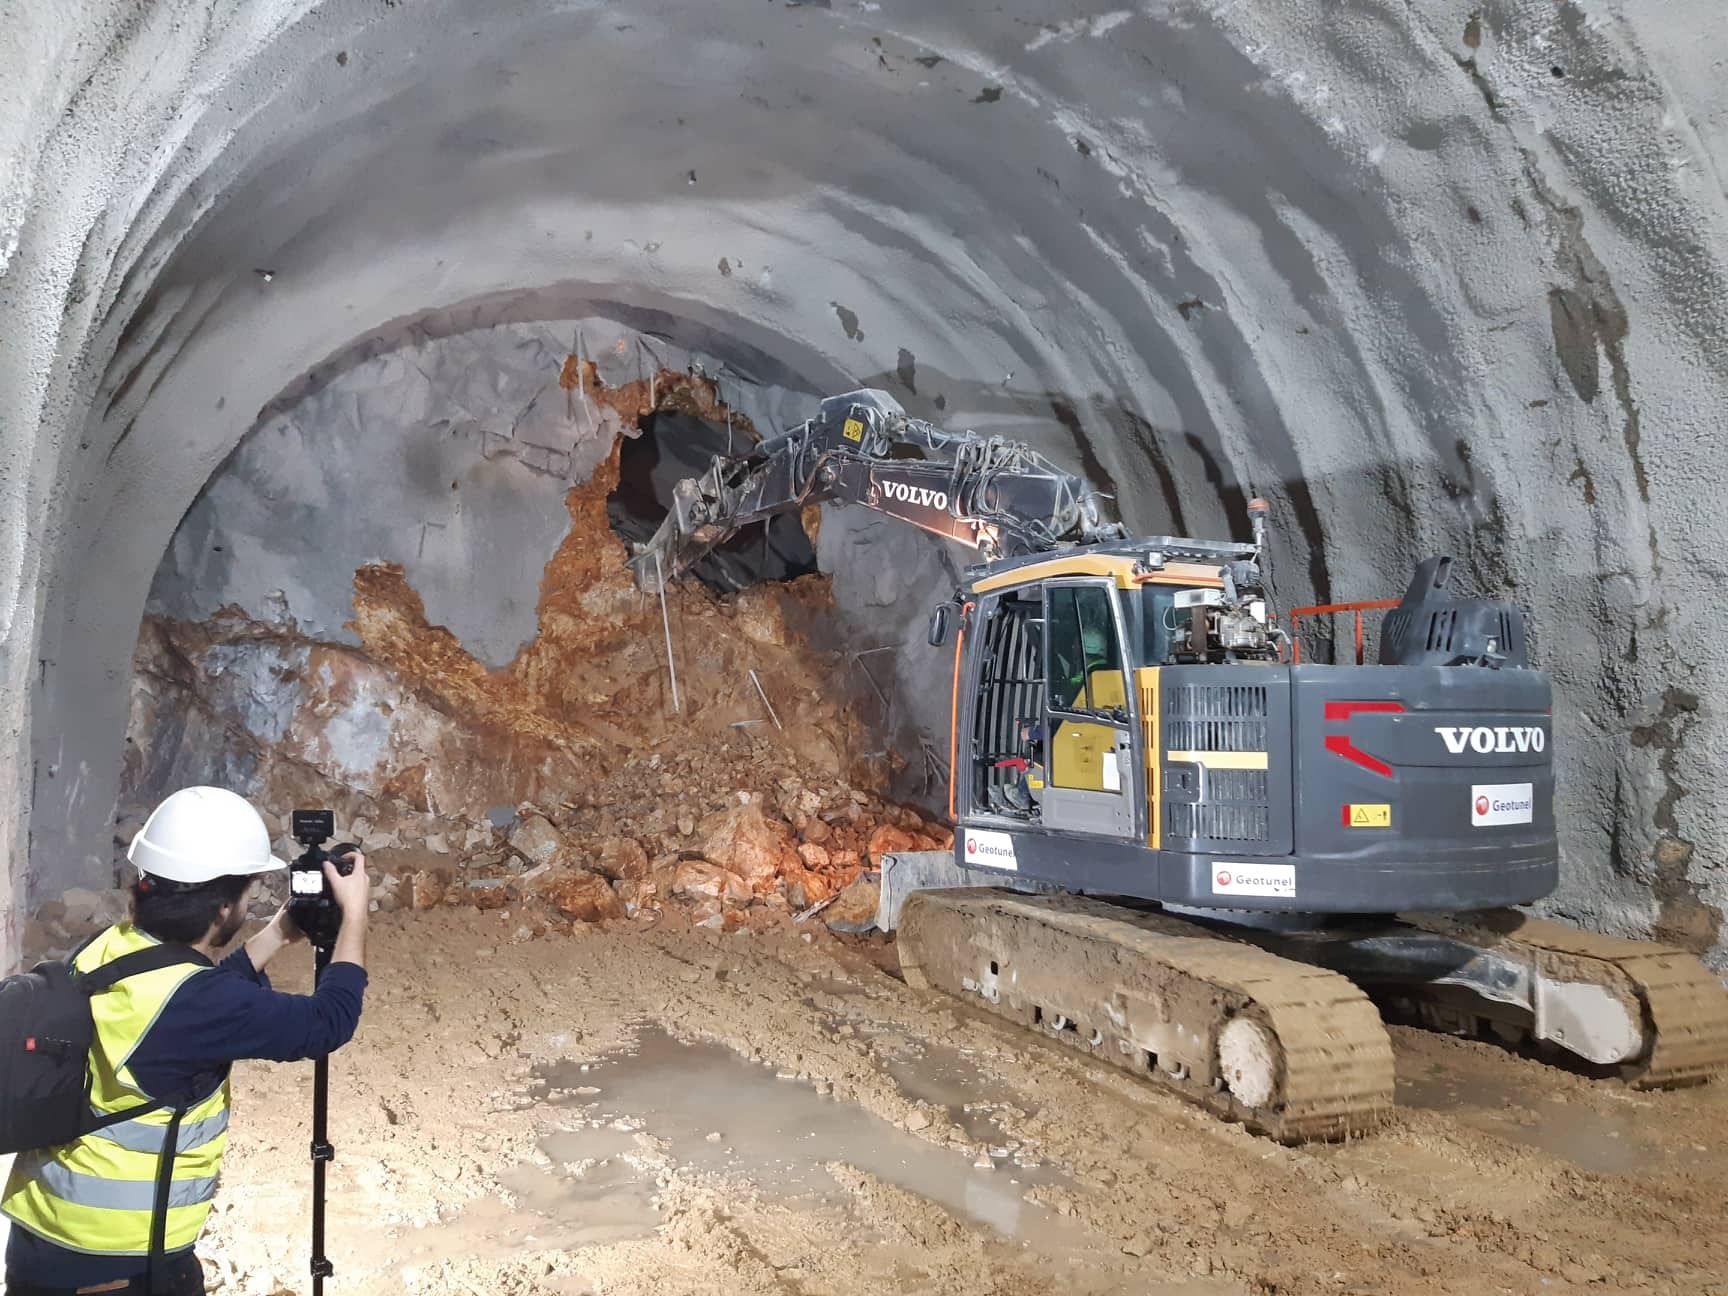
[84,431,952,960]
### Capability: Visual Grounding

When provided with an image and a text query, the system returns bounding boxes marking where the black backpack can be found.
[0,938,205,1155]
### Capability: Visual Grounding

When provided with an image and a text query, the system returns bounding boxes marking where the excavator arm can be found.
[628,389,1125,592]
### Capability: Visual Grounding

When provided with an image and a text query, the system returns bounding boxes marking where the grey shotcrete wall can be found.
[3,0,1728,970]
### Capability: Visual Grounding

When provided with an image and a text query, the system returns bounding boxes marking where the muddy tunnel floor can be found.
[21,907,1718,1296]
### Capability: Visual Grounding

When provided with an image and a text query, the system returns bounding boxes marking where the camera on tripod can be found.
[288,809,359,950]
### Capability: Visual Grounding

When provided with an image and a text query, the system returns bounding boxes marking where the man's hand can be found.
[273,903,306,944]
[326,851,369,973]
[243,902,305,973]
[326,851,370,917]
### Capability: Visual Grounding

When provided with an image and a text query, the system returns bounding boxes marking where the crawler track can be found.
[1408,912,1728,1088]
[897,889,1394,1141]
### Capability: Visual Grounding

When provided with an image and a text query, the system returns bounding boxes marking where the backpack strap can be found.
[74,942,205,993]
[146,1102,190,1296]
[73,943,209,1132]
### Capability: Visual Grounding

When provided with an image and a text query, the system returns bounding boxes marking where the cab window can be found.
[1141,587,1179,665]
[1046,586,1122,714]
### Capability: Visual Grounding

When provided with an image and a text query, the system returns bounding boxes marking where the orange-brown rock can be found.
[866,824,921,865]
[672,860,751,907]
[404,870,448,910]
[822,874,882,931]
[700,804,800,892]
[594,837,651,880]
[468,881,513,911]
[797,842,831,872]
[538,870,627,923]
[795,870,836,907]
[611,877,659,912]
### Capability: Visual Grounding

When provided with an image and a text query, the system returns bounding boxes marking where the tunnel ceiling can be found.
[6,0,1728,965]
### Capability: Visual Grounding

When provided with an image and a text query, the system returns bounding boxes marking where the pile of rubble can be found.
[364,729,952,934]
[410,780,950,934]
[27,764,947,962]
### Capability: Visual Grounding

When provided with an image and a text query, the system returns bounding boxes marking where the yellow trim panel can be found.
[971,554,1141,593]
[1164,750,1270,770]
[1136,667,1162,849]
[1135,561,1226,588]
[971,554,1227,595]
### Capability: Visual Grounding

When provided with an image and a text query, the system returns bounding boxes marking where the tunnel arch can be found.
[6,0,1728,969]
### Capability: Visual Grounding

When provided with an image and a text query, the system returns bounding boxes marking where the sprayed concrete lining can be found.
[4,1,1728,970]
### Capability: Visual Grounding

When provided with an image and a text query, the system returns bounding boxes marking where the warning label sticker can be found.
[964,829,1019,872]
[1472,783,1534,827]
[1344,803,1392,828]
[1210,863,1296,899]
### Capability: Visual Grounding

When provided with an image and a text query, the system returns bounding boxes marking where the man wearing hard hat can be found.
[2,786,371,1296]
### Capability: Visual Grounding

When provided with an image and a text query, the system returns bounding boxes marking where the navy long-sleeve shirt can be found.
[5,942,367,1288]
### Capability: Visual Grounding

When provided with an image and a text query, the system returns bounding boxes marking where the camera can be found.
[288,809,359,950]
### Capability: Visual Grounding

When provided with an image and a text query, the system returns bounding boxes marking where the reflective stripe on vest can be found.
[23,1156,219,1213]
[1,924,230,1257]
[87,1108,231,1157]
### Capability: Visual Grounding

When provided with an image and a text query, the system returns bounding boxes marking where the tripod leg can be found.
[310,944,335,1293]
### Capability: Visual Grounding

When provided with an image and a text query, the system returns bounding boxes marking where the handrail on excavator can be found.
[1289,598,1402,665]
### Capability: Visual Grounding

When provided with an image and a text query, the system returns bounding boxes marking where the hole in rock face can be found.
[606,410,819,594]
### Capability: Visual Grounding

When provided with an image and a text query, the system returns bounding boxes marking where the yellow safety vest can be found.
[2,924,231,1256]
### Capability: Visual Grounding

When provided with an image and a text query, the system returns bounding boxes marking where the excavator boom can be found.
[628,389,1124,592]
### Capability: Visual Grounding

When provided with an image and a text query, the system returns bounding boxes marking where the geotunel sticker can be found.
[1471,783,1534,827]
[963,828,1019,871]
[1210,863,1296,898]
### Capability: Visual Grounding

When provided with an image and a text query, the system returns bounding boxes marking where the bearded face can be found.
[212,883,254,947]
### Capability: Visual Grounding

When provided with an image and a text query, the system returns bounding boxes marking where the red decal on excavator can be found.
[1323,700,1406,722]
[1324,734,1394,778]
[1323,700,1402,777]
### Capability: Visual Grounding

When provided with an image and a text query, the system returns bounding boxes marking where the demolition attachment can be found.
[629,389,1124,592]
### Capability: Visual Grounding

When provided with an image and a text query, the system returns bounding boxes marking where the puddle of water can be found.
[403,1129,661,1265]
[531,1027,1071,1246]
[496,1150,662,1247]
[881,1040,1041,1154]
[1398,1065,1676,1175]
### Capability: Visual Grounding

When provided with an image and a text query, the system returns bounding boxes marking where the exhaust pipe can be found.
[1247,497,1272,588]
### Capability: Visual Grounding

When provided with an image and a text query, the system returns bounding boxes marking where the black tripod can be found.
[309,940,336,1294]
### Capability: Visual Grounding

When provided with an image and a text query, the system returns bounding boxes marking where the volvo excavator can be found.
[630,388,1728,1140]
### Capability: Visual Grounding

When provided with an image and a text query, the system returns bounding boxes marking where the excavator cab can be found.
[961,564,1185,840]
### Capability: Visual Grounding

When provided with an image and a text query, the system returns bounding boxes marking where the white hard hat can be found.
[127,786,286,884]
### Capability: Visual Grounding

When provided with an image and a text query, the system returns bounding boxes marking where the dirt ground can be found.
[75,906,1716,1296]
